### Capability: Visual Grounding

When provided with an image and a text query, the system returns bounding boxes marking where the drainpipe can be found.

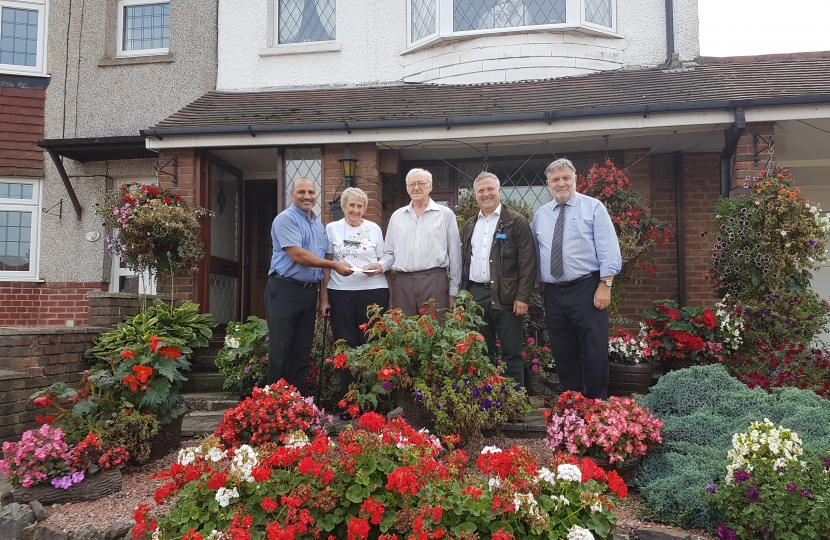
[660,0,681,69]
[674,152,685,306]
[720,108,747,198]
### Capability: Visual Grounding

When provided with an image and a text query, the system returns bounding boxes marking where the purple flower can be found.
[484,383,493,393]
[463,379,471,387]
[472,387,481,399]
[415,391,424,401]
[717,523,738,540]
[436,403,442,410]
[706,484,717,494]
[244,364,251,373]
[808,240,819,248]
[777,466,786,473]
[786,483,798,493]
[381,380,393,391]
[822,457,830,471]
[71,471,85,484]
[480,399,492,411]
[733,470,750,485]
[800,489,812,498]
[495,399,502,409]
[746,486,759,501]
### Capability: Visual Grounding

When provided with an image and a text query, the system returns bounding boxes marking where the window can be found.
[117,0,169,57]
[0,179,40,280]
[0,0,46,75]
[278,0,335,44]
[110,247,157,294]
[284,148,323,217]
[407,0,615,48]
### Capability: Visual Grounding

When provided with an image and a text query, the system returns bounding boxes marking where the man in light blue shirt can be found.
[266,178,352,395]
[533,158,621,399]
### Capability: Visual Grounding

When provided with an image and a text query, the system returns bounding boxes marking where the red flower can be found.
[261,497,279,512]
[491,528,515,540]
[121,375,140,392]
[347,516,371,540]
[667,308,680,321]
[35,414,54,424]
[461,485,483,498]
[159,346,181,359]
[702,308,717,329]
[182,529,203,540]
[607,470,629,498]
[360,496,385,525]
[133,365,153,383]
[149,335,162,353]
[386,466,421,496]
[207,472,227,490]
[456,343,467,354]
[33,395,52,408]
[121,349,137,359]
[357,412,386,432]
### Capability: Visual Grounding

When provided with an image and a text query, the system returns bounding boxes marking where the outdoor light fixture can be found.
[338,147,358,188]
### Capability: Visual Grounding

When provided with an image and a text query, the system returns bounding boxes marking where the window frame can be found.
[116,0,170,58]
[0,0,47,76]
[405,0,616,50]
[275,0,336,47]
[0,178,41,281]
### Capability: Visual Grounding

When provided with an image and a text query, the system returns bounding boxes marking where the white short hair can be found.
[545,158,576,176]
[341,187,368,207]
[405,168,433,185]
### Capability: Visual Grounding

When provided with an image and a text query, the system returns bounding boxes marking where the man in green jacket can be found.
[461,171,538,385]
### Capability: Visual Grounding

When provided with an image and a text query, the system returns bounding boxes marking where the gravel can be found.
[41,437,717,539]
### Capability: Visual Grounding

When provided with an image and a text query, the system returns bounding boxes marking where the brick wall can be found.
[0,327,105,442]
[323,144,383,226]
[0,87,44,177]
[0,282,105,326]
[730,122,776,195]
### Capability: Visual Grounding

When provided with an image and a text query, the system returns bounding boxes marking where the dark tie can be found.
[550,203,566,279]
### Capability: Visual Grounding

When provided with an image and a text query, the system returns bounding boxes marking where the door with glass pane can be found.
[208,160,242,326]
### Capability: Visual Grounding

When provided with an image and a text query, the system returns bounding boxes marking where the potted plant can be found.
[642,299,723,372]
[544,390,664,481]
[333,290,528,440]
[0,425,129,505]
[521,335,553,395]
[607,324,656,396]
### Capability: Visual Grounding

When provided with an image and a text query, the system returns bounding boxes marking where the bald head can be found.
[290,177,317,216]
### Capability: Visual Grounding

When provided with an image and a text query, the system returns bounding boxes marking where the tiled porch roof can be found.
[151,56,830,132]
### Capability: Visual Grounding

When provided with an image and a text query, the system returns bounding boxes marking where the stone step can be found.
[182,371,226,393]
[182,410,226,438]
[183,392,239,411]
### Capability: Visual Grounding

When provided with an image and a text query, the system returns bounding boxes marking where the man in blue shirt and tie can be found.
[533,158,622,399]
[266,178,353,395]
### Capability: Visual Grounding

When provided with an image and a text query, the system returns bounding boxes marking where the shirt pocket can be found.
[575,218,595,254]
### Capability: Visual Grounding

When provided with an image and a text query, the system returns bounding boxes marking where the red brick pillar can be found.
[323,144,382,227]
[730,122,776,197]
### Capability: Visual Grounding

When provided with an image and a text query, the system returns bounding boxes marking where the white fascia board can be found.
[145,105,830,151]
[146,111,732,150]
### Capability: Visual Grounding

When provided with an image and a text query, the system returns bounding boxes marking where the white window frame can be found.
[109,239,157,295]
[0,178,41,281]
[406,0,616,50]
[0,0,47,76]
[116,0,170,58]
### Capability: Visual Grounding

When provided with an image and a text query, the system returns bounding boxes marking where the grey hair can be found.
[341,187,368,207]
[405,168,433,185]
[473,171,500,190]
[545,158,576,176]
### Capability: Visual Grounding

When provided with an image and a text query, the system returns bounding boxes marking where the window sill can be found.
[97,54,175,67]
[259,41,341,57]
[0,277,44,283]
[402,24,621,56]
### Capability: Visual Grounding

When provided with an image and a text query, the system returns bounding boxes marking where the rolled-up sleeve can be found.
[593,203,622,277]
[274,212,302,249]
[380,214,397,272]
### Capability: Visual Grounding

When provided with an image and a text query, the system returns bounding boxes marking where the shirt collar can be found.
[406,197,439,214]
[478,203,502,220]
[290,204,318,222]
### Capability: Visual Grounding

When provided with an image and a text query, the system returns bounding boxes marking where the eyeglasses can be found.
[406,181,431,189]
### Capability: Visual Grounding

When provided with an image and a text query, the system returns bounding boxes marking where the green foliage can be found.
[215,316,269,397]
[84,299,214,363]
[454,189,535,231]
[635,364,830,530]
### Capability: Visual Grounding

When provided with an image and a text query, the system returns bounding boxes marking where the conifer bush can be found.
[636,365,830,530]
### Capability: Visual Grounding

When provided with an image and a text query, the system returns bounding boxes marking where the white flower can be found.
[780,230,787,236]
[590,501,604,513]
[204,531,224,540]
[151,531,163,540]
[481,445,502,454]
[284,430,310,449]
[231,445,258,482]
[215,486,239,508]
[555,494,570,507]
[537,467,556,485]
[513,492,542,518]
[488,477,502,490]
[556,464,582,482]
[224,336,241,349]
[567,525,595,540]
[177,447,199,466]
[207,447,226,463]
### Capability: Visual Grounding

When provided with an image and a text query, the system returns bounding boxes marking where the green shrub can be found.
[215,316,269,397]
[84,299,214,363]
[636,364,830,530]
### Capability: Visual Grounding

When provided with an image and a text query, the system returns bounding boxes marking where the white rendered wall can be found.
[219,0,699,90]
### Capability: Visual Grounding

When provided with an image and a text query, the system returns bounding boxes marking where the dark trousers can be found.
[328,287,390,397]
[265,276,318,396]
[391,268,449,316]
[468,284,525,385]
[543,273,609,399]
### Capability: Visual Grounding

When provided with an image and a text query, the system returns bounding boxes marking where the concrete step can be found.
[182,372,226,393]
[183,391,239,411]
[182,410,226,438]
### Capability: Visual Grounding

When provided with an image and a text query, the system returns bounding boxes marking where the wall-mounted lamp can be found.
[338,147,358,188]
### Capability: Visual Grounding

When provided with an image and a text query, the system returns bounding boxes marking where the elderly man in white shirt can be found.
[381,168,462,316]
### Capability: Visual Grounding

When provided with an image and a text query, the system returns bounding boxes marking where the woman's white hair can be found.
[341,187,368,207]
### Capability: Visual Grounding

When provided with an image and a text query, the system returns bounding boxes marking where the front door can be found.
[208,160,242,326]
[244,181,280,319]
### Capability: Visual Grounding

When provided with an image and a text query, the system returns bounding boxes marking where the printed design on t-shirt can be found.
[336,227,373,260]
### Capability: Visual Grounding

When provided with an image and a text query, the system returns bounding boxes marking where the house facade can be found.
[0,0,217,325]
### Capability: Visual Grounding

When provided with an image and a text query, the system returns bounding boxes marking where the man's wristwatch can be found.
[601,279,613,287]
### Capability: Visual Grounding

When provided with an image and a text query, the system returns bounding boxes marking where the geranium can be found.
[544,391,663,464]
[144,413,623,540]
[608,324,655,365]
[97,182,212,276]
[725,419,803,481]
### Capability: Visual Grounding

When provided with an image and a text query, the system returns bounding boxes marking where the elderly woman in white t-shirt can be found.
[319,187,390,418]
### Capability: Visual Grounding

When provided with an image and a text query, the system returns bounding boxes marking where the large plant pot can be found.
[662,357,697,373]
[396,390,434,431]
[147,412,184,462]
[590,455,641,483]
[608,362,655,397]
[13,468,122,505]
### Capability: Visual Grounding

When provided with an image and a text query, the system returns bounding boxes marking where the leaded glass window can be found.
[0,7,37,67]
[285,148,323,217]
[411,0,437,43]
[121,1,169,53]
[453,0,565,32]
[585,0,611,27]
[279,0,335,44]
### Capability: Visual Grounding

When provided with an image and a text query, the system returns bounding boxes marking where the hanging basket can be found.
[608,362,655,397]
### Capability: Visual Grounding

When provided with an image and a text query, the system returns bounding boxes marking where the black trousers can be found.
[265,276,318,396]
[543,273,609,399]
[328,287,390,397]
[468,284,525,385]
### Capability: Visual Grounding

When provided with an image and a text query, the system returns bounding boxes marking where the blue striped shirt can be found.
[269,205,327,282]
[532,192,622,283]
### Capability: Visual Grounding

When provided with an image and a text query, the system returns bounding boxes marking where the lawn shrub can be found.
[636,364,830,530]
